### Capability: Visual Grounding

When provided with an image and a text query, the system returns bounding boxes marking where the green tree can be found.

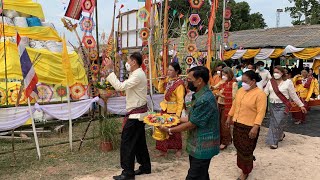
[285,0,320,25]
[166,0,267,37]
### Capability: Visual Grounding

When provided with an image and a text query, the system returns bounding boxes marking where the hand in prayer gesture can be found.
[105,57,114,71]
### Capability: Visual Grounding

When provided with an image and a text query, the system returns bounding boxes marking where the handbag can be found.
[270,79,301,113]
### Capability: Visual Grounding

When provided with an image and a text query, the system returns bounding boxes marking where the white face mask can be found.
[242,82,251,91]
[273,73,282,80]
[125,62,131,72]
[222,75,228,81]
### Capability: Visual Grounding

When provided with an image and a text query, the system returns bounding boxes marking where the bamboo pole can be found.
[28,98,41,160]
[162,0,169,75]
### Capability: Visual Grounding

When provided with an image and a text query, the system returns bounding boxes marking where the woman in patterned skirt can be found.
[227,70,267,180]
[156,62,185,157]
[214,67,238,150]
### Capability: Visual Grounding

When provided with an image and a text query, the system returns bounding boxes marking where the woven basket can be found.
[98,89,116,101]
[308,99,320,107]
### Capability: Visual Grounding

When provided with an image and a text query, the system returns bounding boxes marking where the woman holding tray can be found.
[156,62,185,157]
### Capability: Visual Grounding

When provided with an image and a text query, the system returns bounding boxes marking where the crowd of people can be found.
[103,52,319,180]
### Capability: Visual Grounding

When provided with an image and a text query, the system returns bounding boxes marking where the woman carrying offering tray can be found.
[155,62,185,158]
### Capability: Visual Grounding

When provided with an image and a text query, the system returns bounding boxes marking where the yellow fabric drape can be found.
[242,49,261,59]
[0,41,88,85]
[62,36,74,85]
[4,0,45,19]
[313,59,320,75]
[293,48,320,60]
[223,50,236,60]
[4,25,62,42]
[269,48,284,58]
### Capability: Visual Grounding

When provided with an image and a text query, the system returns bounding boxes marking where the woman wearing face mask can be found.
[215,67,238,150]
[264,66,307,149]
[210,64,224,95]
[226,71,267,180]
[156,62,185,157]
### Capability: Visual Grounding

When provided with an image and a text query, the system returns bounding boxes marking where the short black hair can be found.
[130,52,143,66]
[243,70,262,82]
[169,62,182,75]
[236,65,242,70]
[189,66,210,84]
[256,61,265,66]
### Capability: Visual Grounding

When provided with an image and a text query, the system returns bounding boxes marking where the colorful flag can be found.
[65,0,82,20]
[17,33,38,99]
[62,35,74,84]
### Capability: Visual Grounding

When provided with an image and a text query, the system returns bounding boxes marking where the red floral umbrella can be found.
[90,63,99,74]
[186,44,197,53]
[82,35,96,49]
[54,85,68,98]
[137,7,150,22]
[81,0,95,14]
[189,14,201,26]
[70,83,86,100]
[185,56,195,65]
[139,28,150,41]
[188,0,205,9]
[187,29,199,41]
[37,84,53,103]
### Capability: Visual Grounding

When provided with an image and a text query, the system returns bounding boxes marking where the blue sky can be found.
[37,0,293,44]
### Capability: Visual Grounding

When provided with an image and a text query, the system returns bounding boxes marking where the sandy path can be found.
[75,128,320,180]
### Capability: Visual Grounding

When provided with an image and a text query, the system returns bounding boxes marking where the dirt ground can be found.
[1,120,320,180]
[74,128,320,180]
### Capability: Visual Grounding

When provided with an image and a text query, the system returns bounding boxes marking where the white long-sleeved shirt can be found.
[256,69,272,90]
[106,68,148,120]
[264,79,304,107]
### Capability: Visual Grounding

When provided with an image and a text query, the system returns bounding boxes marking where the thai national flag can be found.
[17,33,38,99]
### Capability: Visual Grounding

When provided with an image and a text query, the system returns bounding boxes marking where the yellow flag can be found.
[62,35,74,85]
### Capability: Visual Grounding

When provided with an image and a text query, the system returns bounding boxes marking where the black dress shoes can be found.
[134,169,151,176]
[113,174,135,180]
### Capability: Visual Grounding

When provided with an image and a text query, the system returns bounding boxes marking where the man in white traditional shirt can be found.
[255,61,272,90]
[105,52,151,180]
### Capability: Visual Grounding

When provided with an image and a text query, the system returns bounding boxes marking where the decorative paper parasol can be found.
[90,63,99,74]
[82,35,96,49]
[187,29,199,41]
[189,14,201,26]
[8,85,27,105]
[143,58,149,66]
[137,7,150,22]
[79,16,95,33]
[0,87,6,105]
[225,7,232,19]
[189,0,205,9]
[186,44,197,53]
[141,45,149,55]
[139,28,150,41]
[70,83,86,100]
[185,56,195,65]
[81,0,95,13]
[89,50,98,61]
[224,21,231,31]
[37,84,53,102]
[54,85,68,98]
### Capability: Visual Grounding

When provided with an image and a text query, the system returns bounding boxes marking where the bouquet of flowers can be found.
[95,78,116,100]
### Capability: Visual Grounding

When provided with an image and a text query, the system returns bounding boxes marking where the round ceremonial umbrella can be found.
[8,85,27,105]
[187,29,199,41]
[189,0,205,9]
[0,87,6,105]
[81,0,95,14]
[79,16,95,33]
[137,7,150,22]
[189,14,201,26]
[70,83,86,100]
[37,84,53,103]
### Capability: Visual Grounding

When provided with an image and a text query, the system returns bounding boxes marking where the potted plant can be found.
[99,117,120,152]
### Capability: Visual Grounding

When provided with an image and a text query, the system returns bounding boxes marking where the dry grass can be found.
[0,119,186,180]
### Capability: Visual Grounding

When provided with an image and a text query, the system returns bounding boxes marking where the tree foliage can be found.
[285,0,320,25]
[166,0,267,37]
